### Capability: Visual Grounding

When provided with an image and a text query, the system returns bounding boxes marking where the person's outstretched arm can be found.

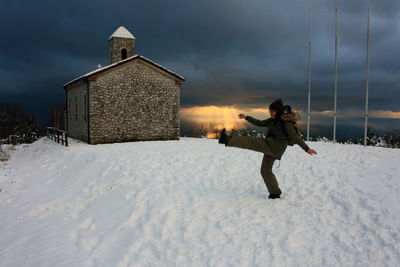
[238,114,271,127]
[284,122,317,155]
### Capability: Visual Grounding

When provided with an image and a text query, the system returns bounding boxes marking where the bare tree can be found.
[47,104,65,130]
[209,123,221,139]
[0,102,37,142]
[194,124,208,138]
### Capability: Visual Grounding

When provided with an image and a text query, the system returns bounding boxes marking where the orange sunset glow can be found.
[180,106,272,138]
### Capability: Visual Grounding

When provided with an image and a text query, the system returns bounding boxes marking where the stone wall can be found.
[66,81,89,142]
[88,59,181,144]
[108,37,135,64]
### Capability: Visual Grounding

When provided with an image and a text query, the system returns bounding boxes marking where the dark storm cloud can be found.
[0,0,399,133]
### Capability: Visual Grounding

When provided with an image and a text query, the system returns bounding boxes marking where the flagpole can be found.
[333,0,338,142]
[364,7,370,146]
[307,10,312,141]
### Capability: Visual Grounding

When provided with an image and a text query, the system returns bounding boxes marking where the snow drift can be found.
[0,137,399,266]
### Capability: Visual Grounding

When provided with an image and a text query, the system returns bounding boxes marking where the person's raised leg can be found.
[227,135,270,154]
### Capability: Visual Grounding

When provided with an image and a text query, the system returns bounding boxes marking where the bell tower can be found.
[108,26,135,64]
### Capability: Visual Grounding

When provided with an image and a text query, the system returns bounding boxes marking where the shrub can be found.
[0,146,10,162]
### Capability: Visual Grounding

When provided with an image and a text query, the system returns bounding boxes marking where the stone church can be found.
[64,26,184,144]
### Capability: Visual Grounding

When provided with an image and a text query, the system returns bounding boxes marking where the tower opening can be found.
[121,49,127,60]
[108,26,135,64]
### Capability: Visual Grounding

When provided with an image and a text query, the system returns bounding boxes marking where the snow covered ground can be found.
[0,137,399,266]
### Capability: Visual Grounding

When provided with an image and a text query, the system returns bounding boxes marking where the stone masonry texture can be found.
[109,37,135,64]
[87,59,181,144]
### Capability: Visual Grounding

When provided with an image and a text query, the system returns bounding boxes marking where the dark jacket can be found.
[245,113,310,159]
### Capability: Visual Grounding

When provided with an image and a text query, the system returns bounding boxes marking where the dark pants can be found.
[227,135,282,195]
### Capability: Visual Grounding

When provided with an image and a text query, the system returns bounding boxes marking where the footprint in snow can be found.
[79,217,96,231]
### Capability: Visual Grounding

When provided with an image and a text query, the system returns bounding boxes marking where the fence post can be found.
[46,127,68,147]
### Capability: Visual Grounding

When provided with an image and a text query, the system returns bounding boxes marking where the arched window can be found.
[121,48,127,60]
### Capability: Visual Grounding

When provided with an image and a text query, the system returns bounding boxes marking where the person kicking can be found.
[218,99,317,199]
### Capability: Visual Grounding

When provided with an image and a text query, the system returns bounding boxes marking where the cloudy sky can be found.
[1,0,399,138]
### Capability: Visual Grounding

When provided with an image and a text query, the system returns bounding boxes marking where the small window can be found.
[75,97,78,120]
[68,99,71,120]
[84,95,87,121]
[121,48,127,60]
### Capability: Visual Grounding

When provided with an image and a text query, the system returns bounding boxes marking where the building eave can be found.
[63,55,184,89]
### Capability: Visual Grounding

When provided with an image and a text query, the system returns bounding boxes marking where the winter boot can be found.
[268,193,281,199]
[218,128,229,146]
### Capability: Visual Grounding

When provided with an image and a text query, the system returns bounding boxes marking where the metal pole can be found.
[364,7,370,146]
[333,0,338,142]
[307,10,312,141]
